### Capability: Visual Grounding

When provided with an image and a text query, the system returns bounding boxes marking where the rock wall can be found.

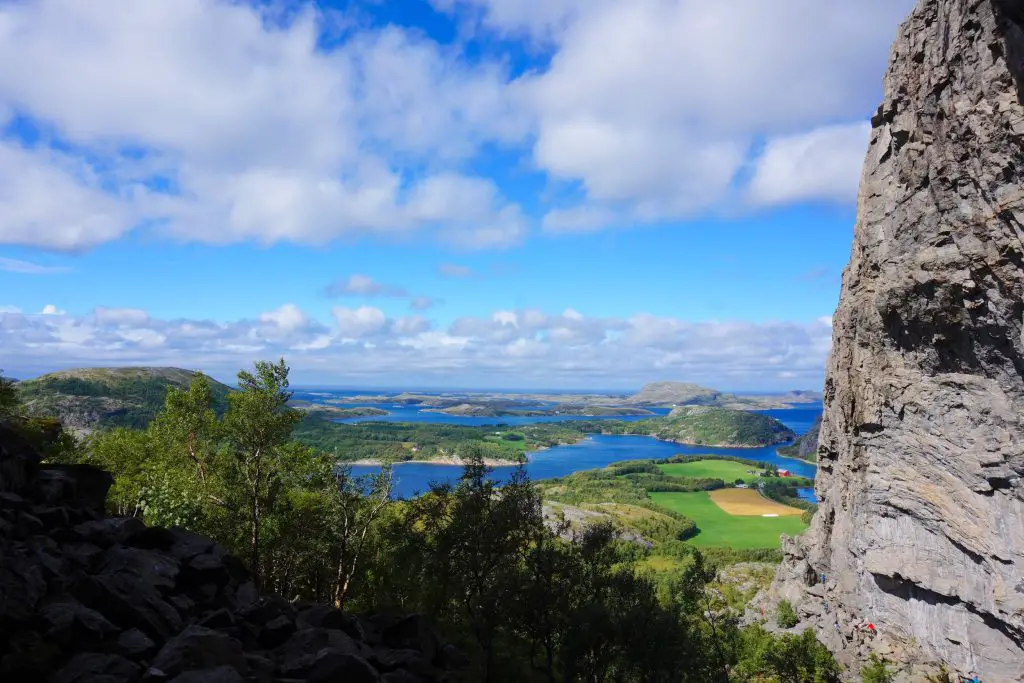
[0,422,467,682]
[770,0,1024,680]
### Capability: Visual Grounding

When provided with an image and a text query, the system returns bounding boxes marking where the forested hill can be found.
[16,367,233,432]
[777,415,820,461]
[655,406,795,447]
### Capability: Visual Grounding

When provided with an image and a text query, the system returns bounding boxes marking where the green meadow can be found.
[647,491,808,549]
[657,459,763,484]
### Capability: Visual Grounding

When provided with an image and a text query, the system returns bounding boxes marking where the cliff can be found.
[768,0,1024,680]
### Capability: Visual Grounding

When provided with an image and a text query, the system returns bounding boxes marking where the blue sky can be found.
[0,0,916,389]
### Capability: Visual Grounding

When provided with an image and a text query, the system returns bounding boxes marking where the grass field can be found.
[708,489,804,517]
[648,491,807,549]
[658,459,763,483]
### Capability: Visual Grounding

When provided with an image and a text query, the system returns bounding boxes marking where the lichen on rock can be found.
[766,1,1024,680]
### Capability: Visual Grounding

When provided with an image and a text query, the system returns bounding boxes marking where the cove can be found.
[347,407,820,500]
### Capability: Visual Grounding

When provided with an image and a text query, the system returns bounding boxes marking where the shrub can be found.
[861,654,895,683]
[777,599,799,628]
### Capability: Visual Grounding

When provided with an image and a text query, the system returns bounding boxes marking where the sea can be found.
[294,389,822,502]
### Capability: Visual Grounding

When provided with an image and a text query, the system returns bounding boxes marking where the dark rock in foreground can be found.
[0,422,466,682]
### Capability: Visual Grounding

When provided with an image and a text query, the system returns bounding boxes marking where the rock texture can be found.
[769,1,1024,680]
[0,422,467,682]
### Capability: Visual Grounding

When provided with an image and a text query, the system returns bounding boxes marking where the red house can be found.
[777,469,791,478]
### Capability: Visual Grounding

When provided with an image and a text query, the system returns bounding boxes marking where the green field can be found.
[658,459,762,483]
[647,491,807,549]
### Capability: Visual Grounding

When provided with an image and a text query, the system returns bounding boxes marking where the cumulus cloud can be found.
[0,303,833,388]
[331,306,389,339]
[0,256,71,274]
[40,304,66,315]
[0,0,918,252]
[0,0,526,251]
[516,0,914,224]
[747,122,871,206]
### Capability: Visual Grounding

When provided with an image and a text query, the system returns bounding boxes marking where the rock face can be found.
[770,1,1024,680]
[0,422,467,682]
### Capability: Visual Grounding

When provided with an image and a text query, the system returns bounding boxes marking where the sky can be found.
[0,0,918,390]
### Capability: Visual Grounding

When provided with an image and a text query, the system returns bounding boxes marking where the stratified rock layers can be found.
[773,0,1024,680]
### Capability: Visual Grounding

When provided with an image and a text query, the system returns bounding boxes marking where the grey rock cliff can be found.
[768,0,1024,680]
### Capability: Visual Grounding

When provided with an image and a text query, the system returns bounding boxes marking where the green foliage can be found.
[0,371,18,418]
[777,599,799,628]
[26,358,842,681]
[860,655,895,683]
[733,626,841,682]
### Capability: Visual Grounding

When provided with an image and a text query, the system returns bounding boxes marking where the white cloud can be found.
[40,304,66,315]
[0,305,22,313]
[391,315,432,336]
[0,0,525,251]
[0,0,915,250]
[326,274,409,298]
[747,122,871,206]
[517,0,914,223]
[331,305,388,338]
[93,307,148,326]
[0,303,833,389]
[0,256,70,274]
[0,139,139,250]
[259,304,310,333]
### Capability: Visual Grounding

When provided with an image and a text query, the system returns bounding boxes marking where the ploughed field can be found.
[648,490,807,549]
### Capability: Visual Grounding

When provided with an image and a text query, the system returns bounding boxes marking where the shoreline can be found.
[343,456,528,467]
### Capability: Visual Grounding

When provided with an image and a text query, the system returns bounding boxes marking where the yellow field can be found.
[708,489,804,517]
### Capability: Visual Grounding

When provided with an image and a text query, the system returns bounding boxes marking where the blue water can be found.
[327,402,672,426]
[346,405,822,500]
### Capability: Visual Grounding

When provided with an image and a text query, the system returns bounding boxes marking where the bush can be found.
[777,599,799,628]
[861,654,895,683]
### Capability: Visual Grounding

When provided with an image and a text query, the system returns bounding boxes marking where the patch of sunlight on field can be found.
[708,489,804,517]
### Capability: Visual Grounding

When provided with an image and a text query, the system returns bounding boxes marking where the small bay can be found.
[343,400,822,499]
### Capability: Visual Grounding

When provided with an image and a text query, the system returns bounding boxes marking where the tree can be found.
[151,373,220,482]
[0,370,18,419]
[220,358,303,585]
[331,463,394,609]
[733,626,841,683]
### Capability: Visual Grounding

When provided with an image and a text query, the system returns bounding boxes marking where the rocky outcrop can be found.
[777,416,820,462]
[768,1,1024,680]
[0,422,467,682]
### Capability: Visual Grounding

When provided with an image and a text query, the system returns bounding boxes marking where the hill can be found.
[650,406,795,447]
[776,415,820,461]
[17,367,233,433]
[626,381,818,410]
[627,381,723,405]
